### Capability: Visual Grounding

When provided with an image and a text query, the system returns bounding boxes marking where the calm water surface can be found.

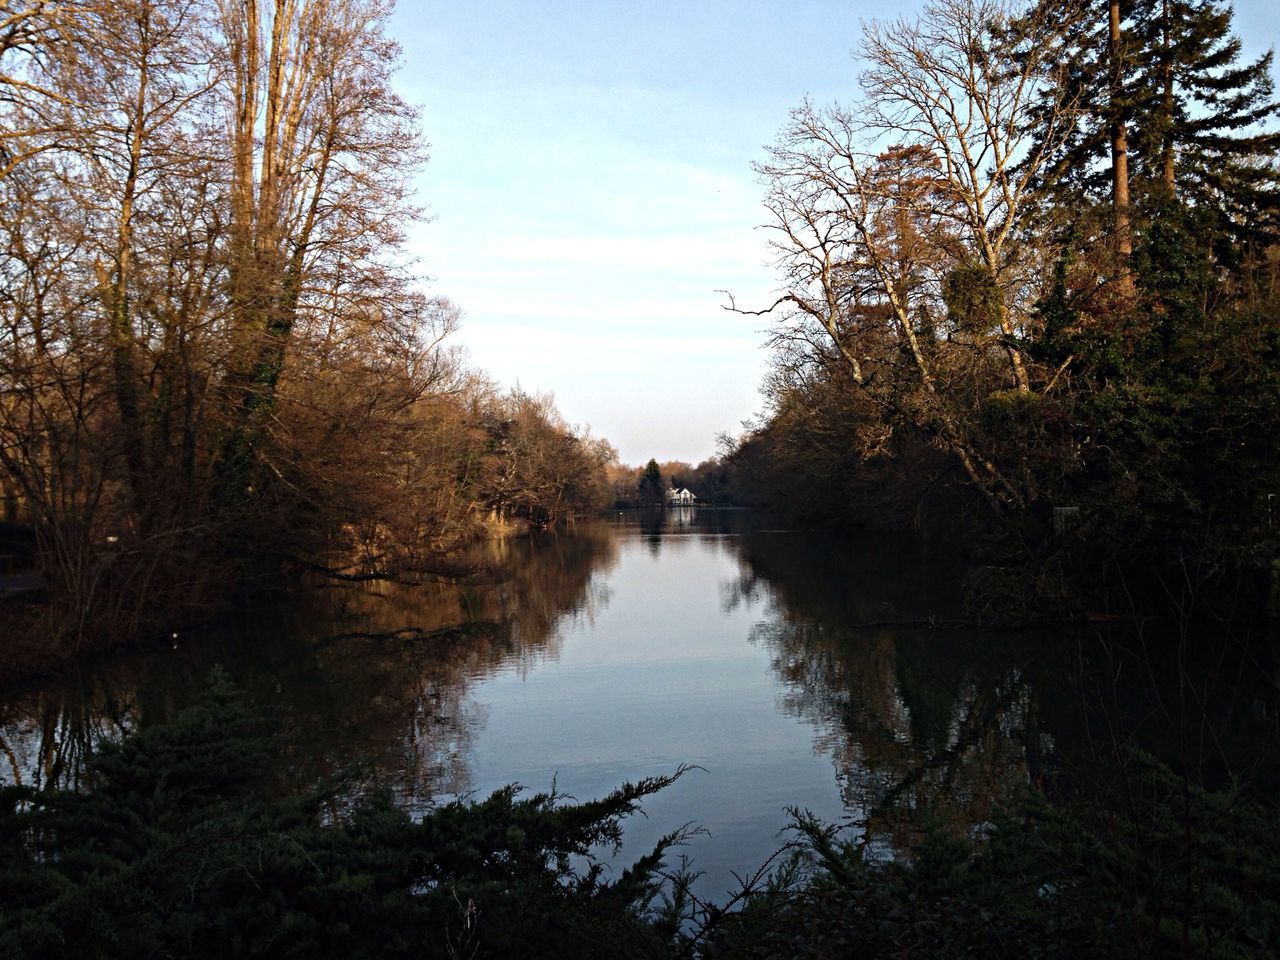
[3,509,1277,899]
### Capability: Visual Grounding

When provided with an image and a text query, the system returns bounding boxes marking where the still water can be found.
[3,509,1277,899]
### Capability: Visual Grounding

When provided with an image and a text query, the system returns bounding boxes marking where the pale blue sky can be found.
[390,0,1277,466]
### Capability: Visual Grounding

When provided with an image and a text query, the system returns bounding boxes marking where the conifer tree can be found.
[1013,0,1137,289]
[1029,0,1279,241]
[1126,0,1280,237]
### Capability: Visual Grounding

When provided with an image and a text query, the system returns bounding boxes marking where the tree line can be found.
[0,0,616,666]
[603,457,734,509]
[724,0,1280,615]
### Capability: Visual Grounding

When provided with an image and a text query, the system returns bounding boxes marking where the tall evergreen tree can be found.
[1013,0,1138,289]
[1126,0,1280,238]
[638,458,665,506]
[1028,0,1279,241]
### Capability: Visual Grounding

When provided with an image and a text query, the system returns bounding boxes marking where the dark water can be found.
[3,509,1277,899]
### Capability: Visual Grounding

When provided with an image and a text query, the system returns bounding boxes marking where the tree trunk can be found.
[1160,0,1176,191]
[106,14,150,520]
[1109,0,1136,296]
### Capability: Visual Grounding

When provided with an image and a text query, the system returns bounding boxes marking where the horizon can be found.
[391,0,1279,466]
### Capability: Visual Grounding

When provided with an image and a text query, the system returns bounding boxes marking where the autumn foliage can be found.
[0,1,615,665]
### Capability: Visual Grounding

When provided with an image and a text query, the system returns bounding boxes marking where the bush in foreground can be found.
[703,758,1280,959]
[4,672,1277,959]
[0,671,686,959]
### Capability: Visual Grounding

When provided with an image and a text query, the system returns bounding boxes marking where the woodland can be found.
[3,0,1280,956]
[0,0,618,674]
[720,0,1280,620]
[4,0,1275,661]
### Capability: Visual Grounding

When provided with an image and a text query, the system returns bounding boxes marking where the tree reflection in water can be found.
[5,512,1271,872]
[0,664,139,793]
[726,526,1051,853]
[0,523,619,803]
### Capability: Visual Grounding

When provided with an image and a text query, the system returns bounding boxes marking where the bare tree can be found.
[744,0,1081,516]
[0,1,88,181]
[0,0,456,647]
[62,1,219,518]
[755,108,1022,514]
[858,0,1079,393]
[212,0,424,503]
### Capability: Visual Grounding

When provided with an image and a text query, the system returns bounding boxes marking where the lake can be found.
[3,508,1277,902]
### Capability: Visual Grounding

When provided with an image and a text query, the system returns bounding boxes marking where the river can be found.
[2,508,1277,901]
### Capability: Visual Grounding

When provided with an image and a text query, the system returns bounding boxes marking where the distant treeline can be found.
[0,2,616,667]
[607,457,735,509]
[720,0,1280,617]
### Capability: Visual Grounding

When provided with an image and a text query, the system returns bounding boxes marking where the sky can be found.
[388,0,1278,467]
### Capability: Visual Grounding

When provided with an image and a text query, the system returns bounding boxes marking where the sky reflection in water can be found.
[5,510,1274,900]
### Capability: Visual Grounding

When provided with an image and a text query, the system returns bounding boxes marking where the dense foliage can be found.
[0,2,617,668]
[706,755,1280,959]
[0,671,686,959]
[726,0,1280,615]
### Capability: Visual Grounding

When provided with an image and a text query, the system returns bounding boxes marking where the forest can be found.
[719,0,1280,619]
[0,0,620,676]
[3,0,1280,956]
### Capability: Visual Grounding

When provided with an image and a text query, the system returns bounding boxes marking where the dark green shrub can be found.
[0,669,686,960]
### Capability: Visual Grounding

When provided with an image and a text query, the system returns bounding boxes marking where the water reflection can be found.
[0,523,618,797]
[2,510,1274,879]
[724,526,1047,849]
[0,666,137,792]
[726,521,1278,848]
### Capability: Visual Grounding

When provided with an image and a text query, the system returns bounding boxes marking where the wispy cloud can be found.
[392,13,820,460]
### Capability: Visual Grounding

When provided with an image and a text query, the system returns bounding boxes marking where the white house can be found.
[666,487,695,505]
